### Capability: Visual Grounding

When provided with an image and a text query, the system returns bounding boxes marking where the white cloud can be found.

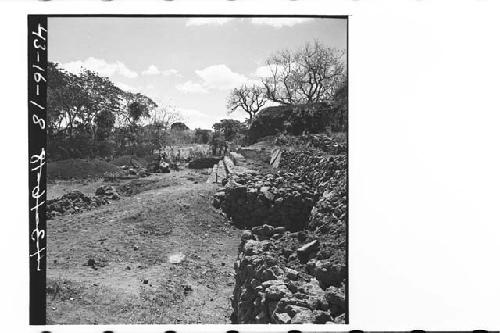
[142,65,161,75]
[250,18,313,28]
[177,64,261,94]
[60,57,138,78]
[141,65,180,77]
[195,64,250,90]
[176,81,209,94]
[162,69,180,77]
[185,17,312,28]
[186,17,235,27]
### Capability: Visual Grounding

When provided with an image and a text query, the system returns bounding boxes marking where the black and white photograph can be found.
[42,16,348,325]
[5,0,500,331]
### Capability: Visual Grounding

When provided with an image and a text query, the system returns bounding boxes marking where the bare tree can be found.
[226,84,267,123]
[146,106,182,153]
[263,40,345,105]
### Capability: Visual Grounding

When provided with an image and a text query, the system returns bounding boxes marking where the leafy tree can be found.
[213,119,246,142]
[262,40,345,105]
[226,84,266,123]
[194,128,212,144]
[47,62,92,140]
[47,61,161,159]
[95,109,116,141]
[124,93,157,123]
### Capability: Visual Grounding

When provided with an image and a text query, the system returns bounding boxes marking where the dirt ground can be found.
[46,168,241,324]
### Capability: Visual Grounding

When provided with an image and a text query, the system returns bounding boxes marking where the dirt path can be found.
[47,170,241,324]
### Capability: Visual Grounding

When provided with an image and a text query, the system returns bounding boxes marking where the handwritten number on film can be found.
[30,22,47,271]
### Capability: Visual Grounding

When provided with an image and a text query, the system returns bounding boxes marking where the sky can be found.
[48,17,347,130]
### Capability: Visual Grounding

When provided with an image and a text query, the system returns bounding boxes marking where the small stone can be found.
[325,286,346,316]
[169,253,186,264]
[284,267,299,280]
[274,226,286,234]
[182,284,193,294]
[264,281,292,300]
[125,266,131,270]
[289,306,315,324]
[241,230,253,241]
[333,313,345,324]
[297,240,320,262]
[273,311,292,324]
[142,279,148,284]
[313,310,332,324]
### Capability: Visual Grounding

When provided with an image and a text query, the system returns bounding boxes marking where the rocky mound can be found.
[47,186,120,220]
[247,102,347,144]
[215,139,348,324]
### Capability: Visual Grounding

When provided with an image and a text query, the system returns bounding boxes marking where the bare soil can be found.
[46,169,241,324]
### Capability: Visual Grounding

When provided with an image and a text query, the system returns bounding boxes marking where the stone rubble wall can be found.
[213,136,348,324]
[213,172,316,231]
[230,223,346,324]
[207,153,255,184]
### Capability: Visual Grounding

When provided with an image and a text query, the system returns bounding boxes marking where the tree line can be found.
[47,62,213,161]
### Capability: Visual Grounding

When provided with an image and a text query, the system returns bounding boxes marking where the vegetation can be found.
[226,85,266,123]
[211,119,247,147]
[47,62,212,160]
[226,40,347,143]
[48,39,347,161]
[262,40,345,105]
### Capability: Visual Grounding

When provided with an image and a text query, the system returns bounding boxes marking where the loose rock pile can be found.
[215,134,347,324]
[95,185,120,200]
[119,165,150,177]
[47,186,120,220]
[47,191,109,220]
